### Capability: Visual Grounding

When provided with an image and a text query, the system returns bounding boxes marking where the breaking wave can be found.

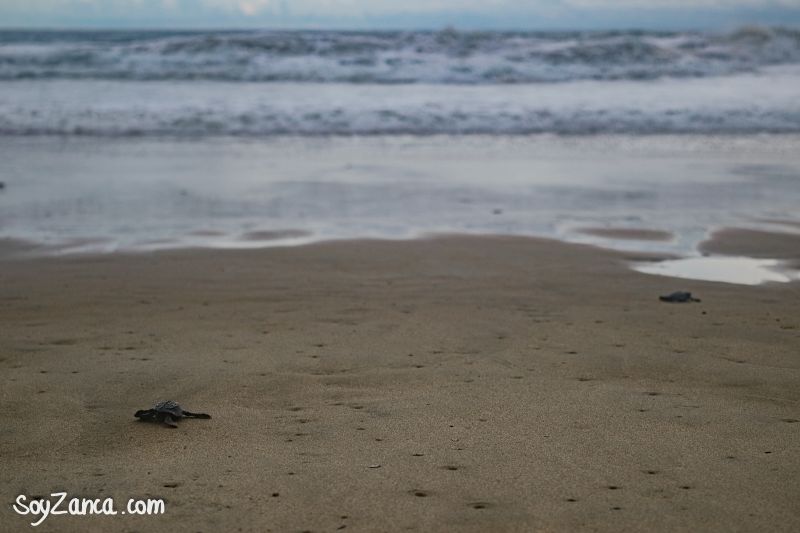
[1,26,800,84]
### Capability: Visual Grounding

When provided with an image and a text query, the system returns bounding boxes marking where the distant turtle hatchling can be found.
[134,400,211,428]
[659,291,701,303]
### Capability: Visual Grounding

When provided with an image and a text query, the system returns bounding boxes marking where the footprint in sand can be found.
[51,338,78,346]
[469,502,493,510]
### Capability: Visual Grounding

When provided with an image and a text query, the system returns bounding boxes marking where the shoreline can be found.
[2,133,800,262]
[3,225,799,286]
[1,234,798,531]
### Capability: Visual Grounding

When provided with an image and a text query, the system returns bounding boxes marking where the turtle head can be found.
[134,409,150,419]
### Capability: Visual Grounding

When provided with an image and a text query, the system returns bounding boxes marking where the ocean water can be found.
[1,28,800,284]
[2,134,799,252]
[1,27,800,135]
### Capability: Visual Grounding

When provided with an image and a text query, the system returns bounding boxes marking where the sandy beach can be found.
[3,17,800,533]
[1,233,798,532]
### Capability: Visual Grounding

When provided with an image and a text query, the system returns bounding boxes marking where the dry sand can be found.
[1,235,799,532]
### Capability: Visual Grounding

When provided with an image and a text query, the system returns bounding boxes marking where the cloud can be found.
[2,0,800,28]
[199,0,519,16]
[203,0,272,16]
[563,0,800,7]
[239,0,270,15]
[4,0,800,17]
[198,0,800,14]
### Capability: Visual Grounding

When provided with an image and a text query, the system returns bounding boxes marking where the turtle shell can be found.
[153,400,184,417]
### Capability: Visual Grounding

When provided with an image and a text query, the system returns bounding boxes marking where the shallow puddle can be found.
[633,256,798,286]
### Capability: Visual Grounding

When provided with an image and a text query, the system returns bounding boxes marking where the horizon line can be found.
[1,23,796,32]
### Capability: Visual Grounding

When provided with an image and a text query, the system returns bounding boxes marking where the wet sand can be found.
[3,134,800,258]
[700,228,800,262]
[576,228,674,242]
[1,235,799,532]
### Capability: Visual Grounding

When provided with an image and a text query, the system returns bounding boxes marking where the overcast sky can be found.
[2,0,800,29]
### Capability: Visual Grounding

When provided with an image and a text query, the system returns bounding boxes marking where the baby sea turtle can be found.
[134,400,211,428]
[659,291,701,303]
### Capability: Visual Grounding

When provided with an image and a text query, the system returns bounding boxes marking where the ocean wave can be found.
[1,27,799,83]
[2,72,799,136]
[3,111,798,136]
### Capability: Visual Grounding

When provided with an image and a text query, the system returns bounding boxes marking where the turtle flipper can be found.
[183,411,211,419]
[134,409,157,421]
[162,414,179,428]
